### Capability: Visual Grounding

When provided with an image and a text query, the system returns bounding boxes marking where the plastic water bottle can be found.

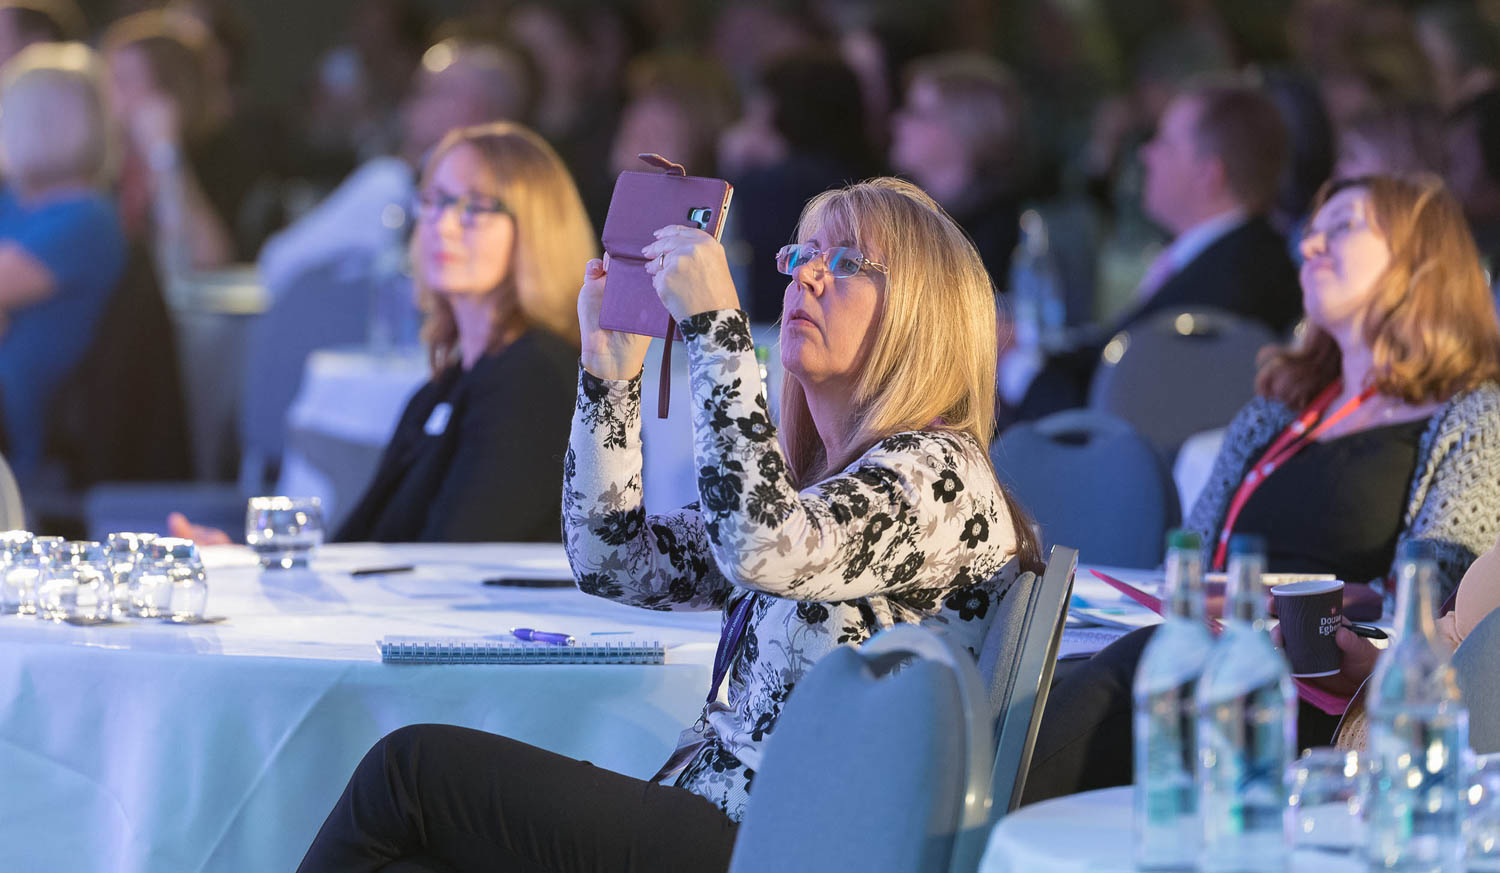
[1134,529,1214,871]
[1008,209,1067,353]
[1196,534,1294,873]
[1365,541,1469,873]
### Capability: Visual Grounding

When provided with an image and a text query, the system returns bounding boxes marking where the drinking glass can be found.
[37,541,110,622]
[1470,753,1500,871]
[245,497,324,569]
[104,532,155,620]
[1287,748,1365,853]
[134,538,206,619]
[0,530,34,614]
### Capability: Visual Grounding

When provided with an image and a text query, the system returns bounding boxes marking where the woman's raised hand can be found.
[578,255,651,381]
[640,225,741,322]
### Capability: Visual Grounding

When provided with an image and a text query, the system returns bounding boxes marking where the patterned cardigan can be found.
[562,309,1022,821]
[1185,383,1500,600]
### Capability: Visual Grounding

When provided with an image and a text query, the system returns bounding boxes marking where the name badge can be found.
[424,402,452,436]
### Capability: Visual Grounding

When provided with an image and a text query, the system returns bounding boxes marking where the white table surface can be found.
[0,543,720,873]
[981,786,1363,873]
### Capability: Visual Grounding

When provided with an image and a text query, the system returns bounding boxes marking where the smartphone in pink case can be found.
[599,154,734,339]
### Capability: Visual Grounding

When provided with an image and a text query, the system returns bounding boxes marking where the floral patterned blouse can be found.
[562,309,1022,821]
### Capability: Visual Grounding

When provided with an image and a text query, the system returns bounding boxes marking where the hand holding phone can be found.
[579,255,652,382]
[639,225,740,321]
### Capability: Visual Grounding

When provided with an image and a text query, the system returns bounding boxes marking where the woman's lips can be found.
[787,309,818,329]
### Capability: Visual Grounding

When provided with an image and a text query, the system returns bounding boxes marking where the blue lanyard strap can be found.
[707,592,756,705]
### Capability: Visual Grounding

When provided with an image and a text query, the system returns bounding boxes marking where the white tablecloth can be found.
[0,543,720,873]
[980,786,1363,873]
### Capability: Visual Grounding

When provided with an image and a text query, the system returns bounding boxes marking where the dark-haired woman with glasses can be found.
[297,177,1043,871]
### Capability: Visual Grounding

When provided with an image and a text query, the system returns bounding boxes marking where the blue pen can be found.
[512,627,575,645]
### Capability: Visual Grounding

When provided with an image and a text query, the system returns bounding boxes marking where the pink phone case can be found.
[600,162,734,339]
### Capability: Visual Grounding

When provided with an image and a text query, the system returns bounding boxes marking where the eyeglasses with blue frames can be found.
[775,243,889,279]
[413,190,509,227]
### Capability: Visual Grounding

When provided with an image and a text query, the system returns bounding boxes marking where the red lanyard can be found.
[1211,382,1377,570]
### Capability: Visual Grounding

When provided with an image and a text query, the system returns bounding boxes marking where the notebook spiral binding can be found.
[378,636,665,665]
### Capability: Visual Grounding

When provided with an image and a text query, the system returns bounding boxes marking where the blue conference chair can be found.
[993,410,1178,568]
[979,545,1078,820]
[1088,307,1278,464]
[729,624,994,873]
[1454,606,1500,755]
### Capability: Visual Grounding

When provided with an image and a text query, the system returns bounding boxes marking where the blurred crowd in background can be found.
[7,0,1500,532]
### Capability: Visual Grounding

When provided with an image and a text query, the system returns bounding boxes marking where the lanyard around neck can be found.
[1211,382,1377,570]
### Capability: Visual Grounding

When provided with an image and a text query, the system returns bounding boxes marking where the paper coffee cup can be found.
[1272,579,1344,677]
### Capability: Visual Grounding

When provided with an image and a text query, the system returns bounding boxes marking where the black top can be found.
[1232,417,1429,582]
[1112,215,1303,337]
[333,329,577,544]
[944,179,1021,296]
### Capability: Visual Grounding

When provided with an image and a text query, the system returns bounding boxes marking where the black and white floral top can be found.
[562,309,1022,821]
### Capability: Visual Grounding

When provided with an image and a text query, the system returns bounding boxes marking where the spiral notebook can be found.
[378,636,665,665]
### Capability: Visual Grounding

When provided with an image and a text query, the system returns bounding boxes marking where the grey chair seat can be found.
[994,411,1177,568]
[728,624,992,873]
[1088,307,1278,464]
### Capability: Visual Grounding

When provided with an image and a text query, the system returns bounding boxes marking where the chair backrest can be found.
[1454,605,1500,755]
[993,411,1178,568]
[239,260,376,485]
[978,545,1078,819]
[44,245,193,487]
[0,452,23,529]
[729,624,993,873]
[1088,307,1277,463]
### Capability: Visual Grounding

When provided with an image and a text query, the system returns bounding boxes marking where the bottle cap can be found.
[1165,529,1201,551]
[1228,533,1266,557]
[1398,540,1435,563]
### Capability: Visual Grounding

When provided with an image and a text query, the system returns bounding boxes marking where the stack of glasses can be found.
[0,531,208,624]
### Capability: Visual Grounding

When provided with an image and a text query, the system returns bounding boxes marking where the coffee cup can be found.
[1272,579,1345,677]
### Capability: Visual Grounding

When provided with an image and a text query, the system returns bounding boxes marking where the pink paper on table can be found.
[1088,570,1352,716]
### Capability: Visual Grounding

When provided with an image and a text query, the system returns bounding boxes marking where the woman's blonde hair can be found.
[779,177,1042,570]
[0,41,113,190]
[416,122,597,371]
[1257,174,1500,408]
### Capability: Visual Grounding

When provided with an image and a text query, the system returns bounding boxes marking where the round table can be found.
[0,543,720,873]
[980,787,1363,873]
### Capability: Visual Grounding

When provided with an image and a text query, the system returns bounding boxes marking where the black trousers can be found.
[1021,626,1346,806]
[297,724,740,873]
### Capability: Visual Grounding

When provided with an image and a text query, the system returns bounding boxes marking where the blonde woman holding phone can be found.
[298,178,1042,872]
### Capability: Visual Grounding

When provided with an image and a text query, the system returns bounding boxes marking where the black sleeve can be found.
[418,339,575,542]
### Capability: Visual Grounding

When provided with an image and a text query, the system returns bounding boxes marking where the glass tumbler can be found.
[104,532,155,620]
[134,538,205,619]
[0,530,35,614]
[37,541,110,622]
[1287,748,1366,854]
[1470,753,1500,871]
[245,496,325,569]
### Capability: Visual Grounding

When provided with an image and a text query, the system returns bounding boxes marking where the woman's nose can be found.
[793,258,827,294]
[1299,229,1326,261]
